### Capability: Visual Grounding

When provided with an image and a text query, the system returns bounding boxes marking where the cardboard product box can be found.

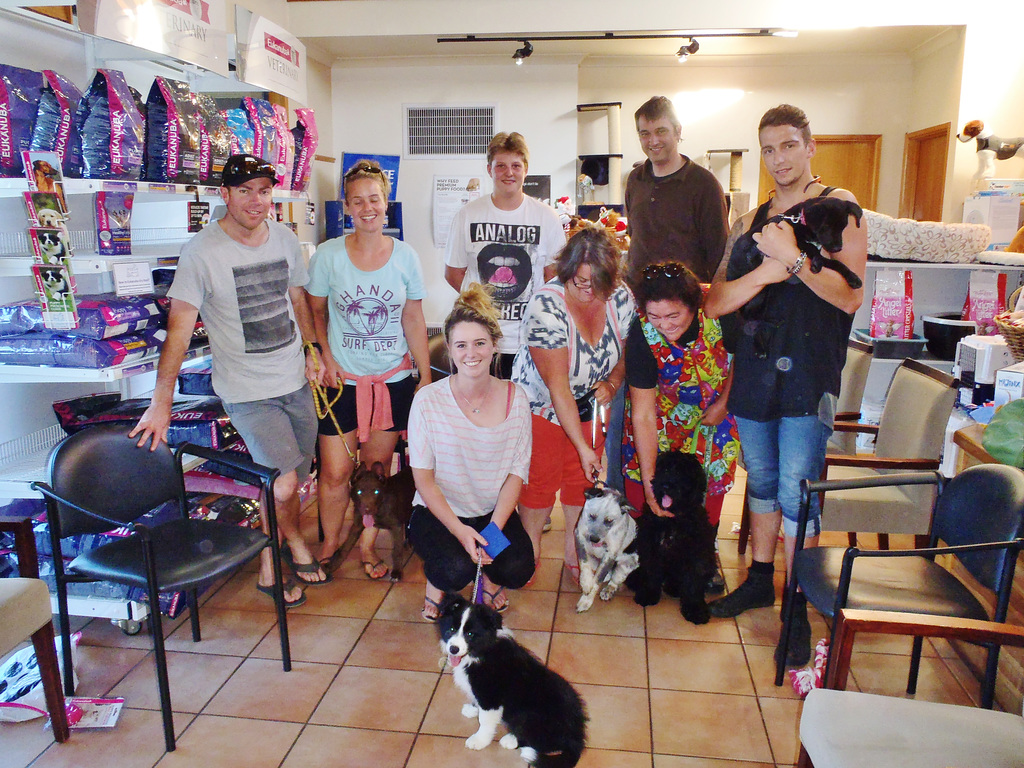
[963,193,1024,250]
[981,179,1024,194]
[994,361,1024,405]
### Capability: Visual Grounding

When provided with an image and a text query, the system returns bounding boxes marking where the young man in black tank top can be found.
[703,105,867,666]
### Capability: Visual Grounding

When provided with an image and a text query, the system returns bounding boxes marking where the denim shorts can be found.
[735,414,832,538]
[223,384,317,479]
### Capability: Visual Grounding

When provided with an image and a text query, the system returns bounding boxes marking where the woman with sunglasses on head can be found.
[512,226,635,584]
[305,159,431,579]
[621,262,740,589]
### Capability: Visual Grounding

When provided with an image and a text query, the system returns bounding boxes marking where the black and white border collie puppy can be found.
[437,593,587,768]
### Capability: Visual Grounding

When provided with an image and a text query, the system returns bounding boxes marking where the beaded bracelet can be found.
[788,253,807,276]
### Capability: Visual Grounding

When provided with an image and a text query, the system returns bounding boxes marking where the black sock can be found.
[749,560,774,577]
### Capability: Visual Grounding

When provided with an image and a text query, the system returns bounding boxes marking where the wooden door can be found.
[758,134,881,209]
[899,123,950,221]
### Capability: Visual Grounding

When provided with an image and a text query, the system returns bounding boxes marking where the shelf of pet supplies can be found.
[0,177,308,202]
[865,258,1024,272]
[0,342,210,385]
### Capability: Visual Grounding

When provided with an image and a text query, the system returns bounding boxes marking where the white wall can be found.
[331,58,579,324]
[577,53,915,217]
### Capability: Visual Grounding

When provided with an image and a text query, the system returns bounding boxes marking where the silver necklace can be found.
[454,377,489,414]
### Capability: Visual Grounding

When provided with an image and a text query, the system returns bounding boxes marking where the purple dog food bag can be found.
[290,108,318,193]
[272,103,293,190]
[144,77,200,184]
[75,69,144,180]
[30,70,82,177]
[242,97,278,166]
[193,93,230,184]
[221,108,254,155]
[0,64,43,178]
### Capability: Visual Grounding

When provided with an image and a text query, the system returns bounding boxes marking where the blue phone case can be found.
[480,522,510,557]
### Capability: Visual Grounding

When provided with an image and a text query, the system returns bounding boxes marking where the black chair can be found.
[31,424,293,752]
[775,464,1024,708]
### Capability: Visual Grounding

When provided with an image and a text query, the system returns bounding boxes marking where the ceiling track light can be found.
[676,37,699,62]
[513,40,533,65]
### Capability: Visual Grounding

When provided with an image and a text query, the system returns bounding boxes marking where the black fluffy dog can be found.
[625,451,717,624]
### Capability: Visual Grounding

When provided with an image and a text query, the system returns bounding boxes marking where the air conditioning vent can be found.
[404,105,496,159]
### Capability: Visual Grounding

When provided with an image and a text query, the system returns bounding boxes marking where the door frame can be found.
[899,122,950,220]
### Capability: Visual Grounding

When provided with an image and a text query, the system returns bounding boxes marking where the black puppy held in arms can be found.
[437,593,587,767]
[626,451,717,624]
[750,196,864,289]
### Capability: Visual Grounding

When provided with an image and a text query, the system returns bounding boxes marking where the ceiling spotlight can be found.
[513,40,533,65]
[676,38,700,62]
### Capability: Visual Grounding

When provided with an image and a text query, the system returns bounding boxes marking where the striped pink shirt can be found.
[408,378,531,518]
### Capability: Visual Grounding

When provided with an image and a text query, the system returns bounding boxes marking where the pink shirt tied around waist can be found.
[353,353,413,444]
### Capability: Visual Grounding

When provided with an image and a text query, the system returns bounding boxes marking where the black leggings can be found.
[407,505,535,592]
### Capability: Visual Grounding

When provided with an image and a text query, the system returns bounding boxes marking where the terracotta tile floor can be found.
[4,478,981,767]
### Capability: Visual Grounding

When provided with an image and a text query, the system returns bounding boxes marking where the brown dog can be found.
[333,462,415,580]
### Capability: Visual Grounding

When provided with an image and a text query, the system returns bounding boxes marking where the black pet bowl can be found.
[922,314,977,359]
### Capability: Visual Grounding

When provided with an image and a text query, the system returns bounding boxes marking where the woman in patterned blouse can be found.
[512,226,635,583]
[621,262,740,555]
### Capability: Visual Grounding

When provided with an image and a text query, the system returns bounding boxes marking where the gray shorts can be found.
[222,384,317,479]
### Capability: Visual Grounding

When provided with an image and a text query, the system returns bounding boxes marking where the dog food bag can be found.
[0,326,165,368]
[221,108,254,155]
[143,77,200,184]
[242,96,278,165]
[961,271,1007,335]
[30,70,83,177]
[291,107,318,193]
[0,64,43,178]
[869,269,914,339]
[94,190,133,256]
[193,93,231,184]
[272,103,293,190]
[76,69,144,180]
[0,293,161,339]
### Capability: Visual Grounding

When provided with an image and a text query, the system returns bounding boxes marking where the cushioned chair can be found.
[31,424,293,752]
[822,358,957,550]
[799,608,1024,768]
[0,577,70,742]
[737,338,875,554]
[776,464,1024,708]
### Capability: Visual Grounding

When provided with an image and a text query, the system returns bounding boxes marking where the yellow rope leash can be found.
[305,342,357,462]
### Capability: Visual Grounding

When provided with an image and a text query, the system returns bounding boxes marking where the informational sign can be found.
[112,261,156,296]
[78,0,229,77]
[523,175,551,205]
[432,175,483,249]
[235,7,307,104]
[341,153,400,202]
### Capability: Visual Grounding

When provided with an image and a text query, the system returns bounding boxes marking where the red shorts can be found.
[624,477,724,527]
[519,414,605,509]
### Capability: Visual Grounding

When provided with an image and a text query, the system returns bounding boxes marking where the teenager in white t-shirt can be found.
[444,132,565,377]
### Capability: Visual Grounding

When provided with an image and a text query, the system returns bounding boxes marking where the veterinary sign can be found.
[235,8,307,105]
[77,0,229,78]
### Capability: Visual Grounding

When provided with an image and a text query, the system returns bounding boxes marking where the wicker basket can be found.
[995,312,1024,363]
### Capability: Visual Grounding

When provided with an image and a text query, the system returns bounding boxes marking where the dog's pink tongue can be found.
[448,653,462,669]
[661,495,672,510]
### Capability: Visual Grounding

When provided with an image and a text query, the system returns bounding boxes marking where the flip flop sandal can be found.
[362,559,389,580]
[481,586,509,613]
[421,594,442,622]
[256,579,307,609]
[283,545,332,585]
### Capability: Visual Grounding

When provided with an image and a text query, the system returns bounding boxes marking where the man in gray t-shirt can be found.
[132,154,327,606]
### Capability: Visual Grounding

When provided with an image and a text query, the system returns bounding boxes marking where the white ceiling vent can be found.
[403,104,496,159]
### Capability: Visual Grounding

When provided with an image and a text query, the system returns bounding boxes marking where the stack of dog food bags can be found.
[0,292,166,368]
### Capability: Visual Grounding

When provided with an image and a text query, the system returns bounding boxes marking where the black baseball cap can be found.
[221,154,277,187]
